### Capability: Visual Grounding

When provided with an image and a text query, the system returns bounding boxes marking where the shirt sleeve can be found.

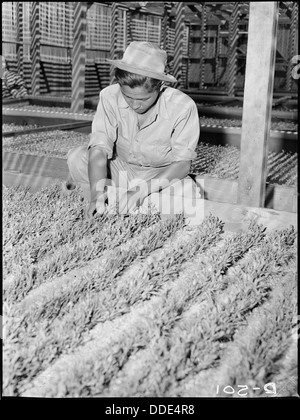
[171,101,200,162]
[6,72,22,89]
[88,90,118,159]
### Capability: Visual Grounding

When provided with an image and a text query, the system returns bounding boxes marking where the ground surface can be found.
[3,183,298,398]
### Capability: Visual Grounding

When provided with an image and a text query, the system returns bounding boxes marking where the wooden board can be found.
[2,152,69,180]
[195,175,297,213]
[197,105,298,120]
[71,3,87,113]
[237,2,279,207]
[203,199,297,233]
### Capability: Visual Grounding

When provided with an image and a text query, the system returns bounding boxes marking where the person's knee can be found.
[66,146,90,185]
[67,146,87,169]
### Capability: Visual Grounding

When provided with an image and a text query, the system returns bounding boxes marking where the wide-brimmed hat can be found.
[107,41,177,83]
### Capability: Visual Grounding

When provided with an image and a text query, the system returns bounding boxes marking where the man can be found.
[2,56,28,99]
[66,41,200,218]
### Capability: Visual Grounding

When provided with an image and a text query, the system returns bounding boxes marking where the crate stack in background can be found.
[2,2,298,98]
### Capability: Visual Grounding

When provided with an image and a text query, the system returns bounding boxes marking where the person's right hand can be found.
[85,193,107,219]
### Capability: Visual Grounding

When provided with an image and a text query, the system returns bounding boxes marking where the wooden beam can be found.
[286,2,298,91]
[126,9,133,44]
[227,2,240,96]
[237,2,279,208]
[199,4,207,89]
[161,2,172,50]
[30,2,41,95]
[195,175,297,213]
[16,2,24,79]
[173,2,186,88]
[71,3,87,114]
[110,2,119,84]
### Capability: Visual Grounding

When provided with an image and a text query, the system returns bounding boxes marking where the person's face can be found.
[120,84,160,114]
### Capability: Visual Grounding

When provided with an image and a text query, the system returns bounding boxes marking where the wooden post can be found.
[161,2,172,50]
[286,2,298,92]
[30,2,41,96]
[227,2,239,96]
[237,2,278,208]
[110,3,119,84]
[126,9,132,45]
[16,2,24,79]
[199,3,207,89]
[215,24,221,86]
[71,2,87,114]
[173,2,186,89]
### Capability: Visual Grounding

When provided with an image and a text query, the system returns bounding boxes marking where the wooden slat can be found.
[110,3,119,84]
[16,2,24,79]
[195,175,297,213]
[286,2,298,91]
[30,2,41,95]
[200,4,207,89]
[173,2,186,88]
[161,2,172,50]
[71,3,87,113]
[3,151,68,177]
[237,2,279,208]
[227,3,239,95]
[196,104,297,120]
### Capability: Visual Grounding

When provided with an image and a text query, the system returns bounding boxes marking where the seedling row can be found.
[3,183,297,397]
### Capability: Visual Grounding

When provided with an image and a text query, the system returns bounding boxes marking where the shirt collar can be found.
[116,84,170,120]
[157,86,170,120]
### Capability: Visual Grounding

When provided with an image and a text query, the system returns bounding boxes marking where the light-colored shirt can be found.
[88,83,200,168]
[3,70,27,99]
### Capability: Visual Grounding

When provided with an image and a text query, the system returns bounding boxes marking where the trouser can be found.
[67,146,203,221]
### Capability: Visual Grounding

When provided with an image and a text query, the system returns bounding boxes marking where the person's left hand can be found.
[117,188,144,214]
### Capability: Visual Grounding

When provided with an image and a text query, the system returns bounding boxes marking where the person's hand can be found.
[85,192,107,219]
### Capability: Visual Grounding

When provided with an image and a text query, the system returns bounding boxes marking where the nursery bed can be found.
[2,127,297,187]
[3,123,40,132]
[3,104,297,155]
[3,110,298,133]
[2,129,89,159]
[3,183,298,398]
[2,104,96,116]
